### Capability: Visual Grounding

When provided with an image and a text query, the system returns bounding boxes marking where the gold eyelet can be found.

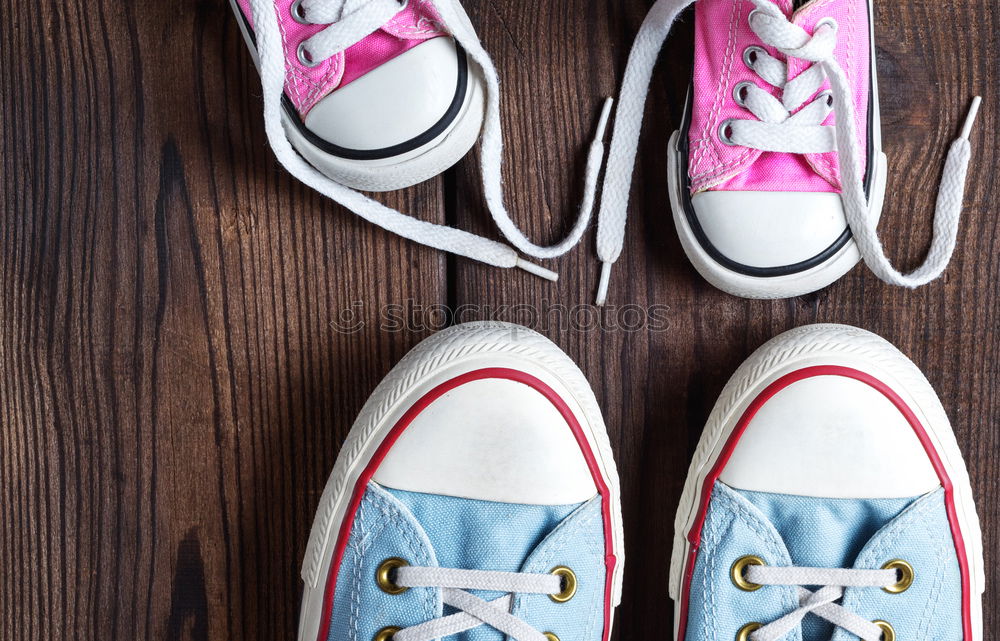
[874,620,896,641]
[731,555,766,592]
[373,626,401,641]
[544,633,560,641]
[549,566,577,603]
[736,622,762,641]
[881,559,914,594]
[376,558,409,595]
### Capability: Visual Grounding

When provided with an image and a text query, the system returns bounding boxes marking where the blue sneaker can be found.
[671,324,984,641]
[298,322,624,641]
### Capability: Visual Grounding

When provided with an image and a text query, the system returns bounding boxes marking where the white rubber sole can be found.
[668,324,985,641]
[297,322,625,641]
[667,0,887,299]
[229,0,485,193]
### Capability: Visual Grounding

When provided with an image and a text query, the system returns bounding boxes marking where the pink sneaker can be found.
[231,0,613,281]
[230,0,485,192]
[592,0,980,302]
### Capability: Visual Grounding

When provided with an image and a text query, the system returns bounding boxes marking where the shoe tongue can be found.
[736,488,918,569]
[385,486,582,573]
[735,488,920,641]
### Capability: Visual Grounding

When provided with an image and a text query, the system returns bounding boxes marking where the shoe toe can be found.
[304,37,465,152]
[719,373,940,499]
[373,377,598,505]
[691,190,850,272]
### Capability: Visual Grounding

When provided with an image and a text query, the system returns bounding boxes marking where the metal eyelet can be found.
[718,119,738,146]
[736,622,762,641]
[297,42,321,67]
[747,8,762,28]
[733,81,755,107]
[373,627,401,641]
[544,633,560,641]
[873,620,896,641]
[816,16,839,32]
[881,559,914,594]
[817,90,834,108]
[376,558,410,595]
[549,566,577,603]
[743,45,766,69]
[730,555,765,591]
[290,0,309,24]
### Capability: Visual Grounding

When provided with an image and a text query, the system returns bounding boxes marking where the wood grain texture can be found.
[1,0,996,640]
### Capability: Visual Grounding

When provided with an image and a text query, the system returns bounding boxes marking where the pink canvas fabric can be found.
[236,0,448,115]
[688,0,870,194]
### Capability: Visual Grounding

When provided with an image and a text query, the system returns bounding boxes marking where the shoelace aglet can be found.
[595,97,615,142]
[516,258,559,282]
[595,261,613,306]
[960,96,982,141]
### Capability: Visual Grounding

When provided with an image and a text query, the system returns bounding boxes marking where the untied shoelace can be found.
[247,0,617,282]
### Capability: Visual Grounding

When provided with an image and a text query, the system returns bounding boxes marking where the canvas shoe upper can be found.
[590,0,980,302]
[297,322,624,641]
[232,0,615,281]
[669,324,984,641]
[674,0,880,295]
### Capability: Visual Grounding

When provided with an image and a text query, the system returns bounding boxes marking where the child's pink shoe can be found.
[231,0,484,192]
[669,0,884,298]
[593,0,981,302]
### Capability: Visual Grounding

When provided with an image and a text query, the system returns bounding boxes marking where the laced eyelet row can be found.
[737,620,894,641]
[372,558,406,641]
[731,555,915,593]
[723,39,767,145]
[731,555,905,641]
[373,558,575,641]
[722,15,841,145]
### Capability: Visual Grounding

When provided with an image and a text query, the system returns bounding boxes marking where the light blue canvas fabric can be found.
[327,481,607,641]
[738,488,916,640]
[683,482,963,641]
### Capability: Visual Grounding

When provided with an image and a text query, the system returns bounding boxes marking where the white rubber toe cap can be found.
[690,190,849,269]
[373,378,598,506]
[303,37,463,151]
[719,374,940,499]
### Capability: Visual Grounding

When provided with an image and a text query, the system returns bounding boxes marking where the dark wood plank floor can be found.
[1,1,996,639]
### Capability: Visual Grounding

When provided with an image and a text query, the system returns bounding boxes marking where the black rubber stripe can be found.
[235,4,469,161]
[282,47,469,161]
[677,9,877,279]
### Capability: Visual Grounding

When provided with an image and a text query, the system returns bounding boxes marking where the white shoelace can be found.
[592,0,981,304]
[743,564,898,641]
[247,0,615,281]
[387,566,562,641]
